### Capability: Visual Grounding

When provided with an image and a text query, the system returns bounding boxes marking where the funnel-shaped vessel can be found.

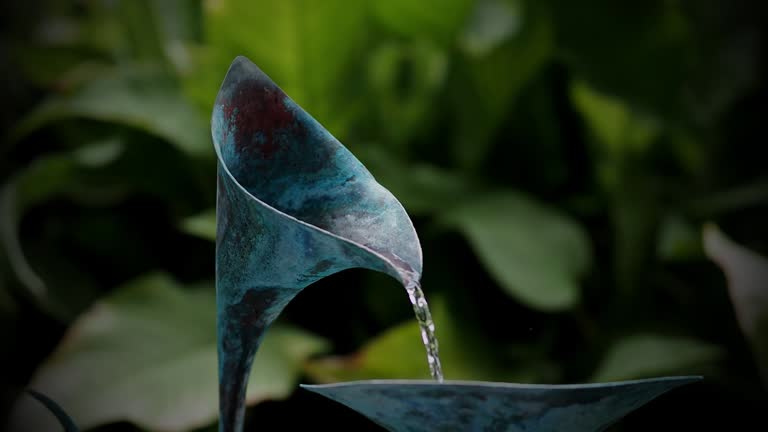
[213,56,423,431]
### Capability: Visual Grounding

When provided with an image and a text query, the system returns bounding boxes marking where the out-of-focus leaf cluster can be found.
[1,0,766,430]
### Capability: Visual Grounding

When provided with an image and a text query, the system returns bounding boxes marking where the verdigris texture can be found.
[303,377,700,432]
[213,56,424,431]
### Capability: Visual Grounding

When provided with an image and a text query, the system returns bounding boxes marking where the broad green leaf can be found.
[305,298,541,383]
[370,0,473,46]
[13,69,210,156]
[186,0,367,137]
[451,0,553,169]
[28,273,328,431]
[591,334,721,382]
[441,192,591,310]
[704,224,768,385]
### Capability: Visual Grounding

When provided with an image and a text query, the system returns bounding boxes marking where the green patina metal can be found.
[213,56,424,431]
[303,378,700,431]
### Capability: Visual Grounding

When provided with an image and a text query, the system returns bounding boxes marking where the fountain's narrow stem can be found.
[217,287,296,432]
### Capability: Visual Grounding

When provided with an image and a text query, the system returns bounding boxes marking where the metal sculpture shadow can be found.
[213,56,699,432]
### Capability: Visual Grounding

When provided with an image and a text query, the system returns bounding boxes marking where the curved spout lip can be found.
[212,56,422,285]
[300,375,702,391]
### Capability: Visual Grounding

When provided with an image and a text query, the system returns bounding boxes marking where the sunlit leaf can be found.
[703,224,768,385]
[441,192,591,310]
[591,334,722,382]
[27,273,328,431]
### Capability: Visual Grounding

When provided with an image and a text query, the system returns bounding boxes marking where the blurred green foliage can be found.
[0,0,766,430]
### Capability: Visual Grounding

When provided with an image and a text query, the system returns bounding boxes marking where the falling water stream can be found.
[405,280,444,382]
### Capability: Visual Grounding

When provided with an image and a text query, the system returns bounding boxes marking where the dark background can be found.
[1,0,767,430]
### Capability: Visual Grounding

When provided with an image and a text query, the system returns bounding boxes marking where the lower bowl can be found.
[302,376,700,431]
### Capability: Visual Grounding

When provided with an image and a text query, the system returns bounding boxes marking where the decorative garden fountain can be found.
[212,56,699,432]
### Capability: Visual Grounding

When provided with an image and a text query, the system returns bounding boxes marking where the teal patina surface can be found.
[303,377,700,432]
[213,56,423,431]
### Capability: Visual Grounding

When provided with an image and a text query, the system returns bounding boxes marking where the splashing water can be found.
[405,280,444,382]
